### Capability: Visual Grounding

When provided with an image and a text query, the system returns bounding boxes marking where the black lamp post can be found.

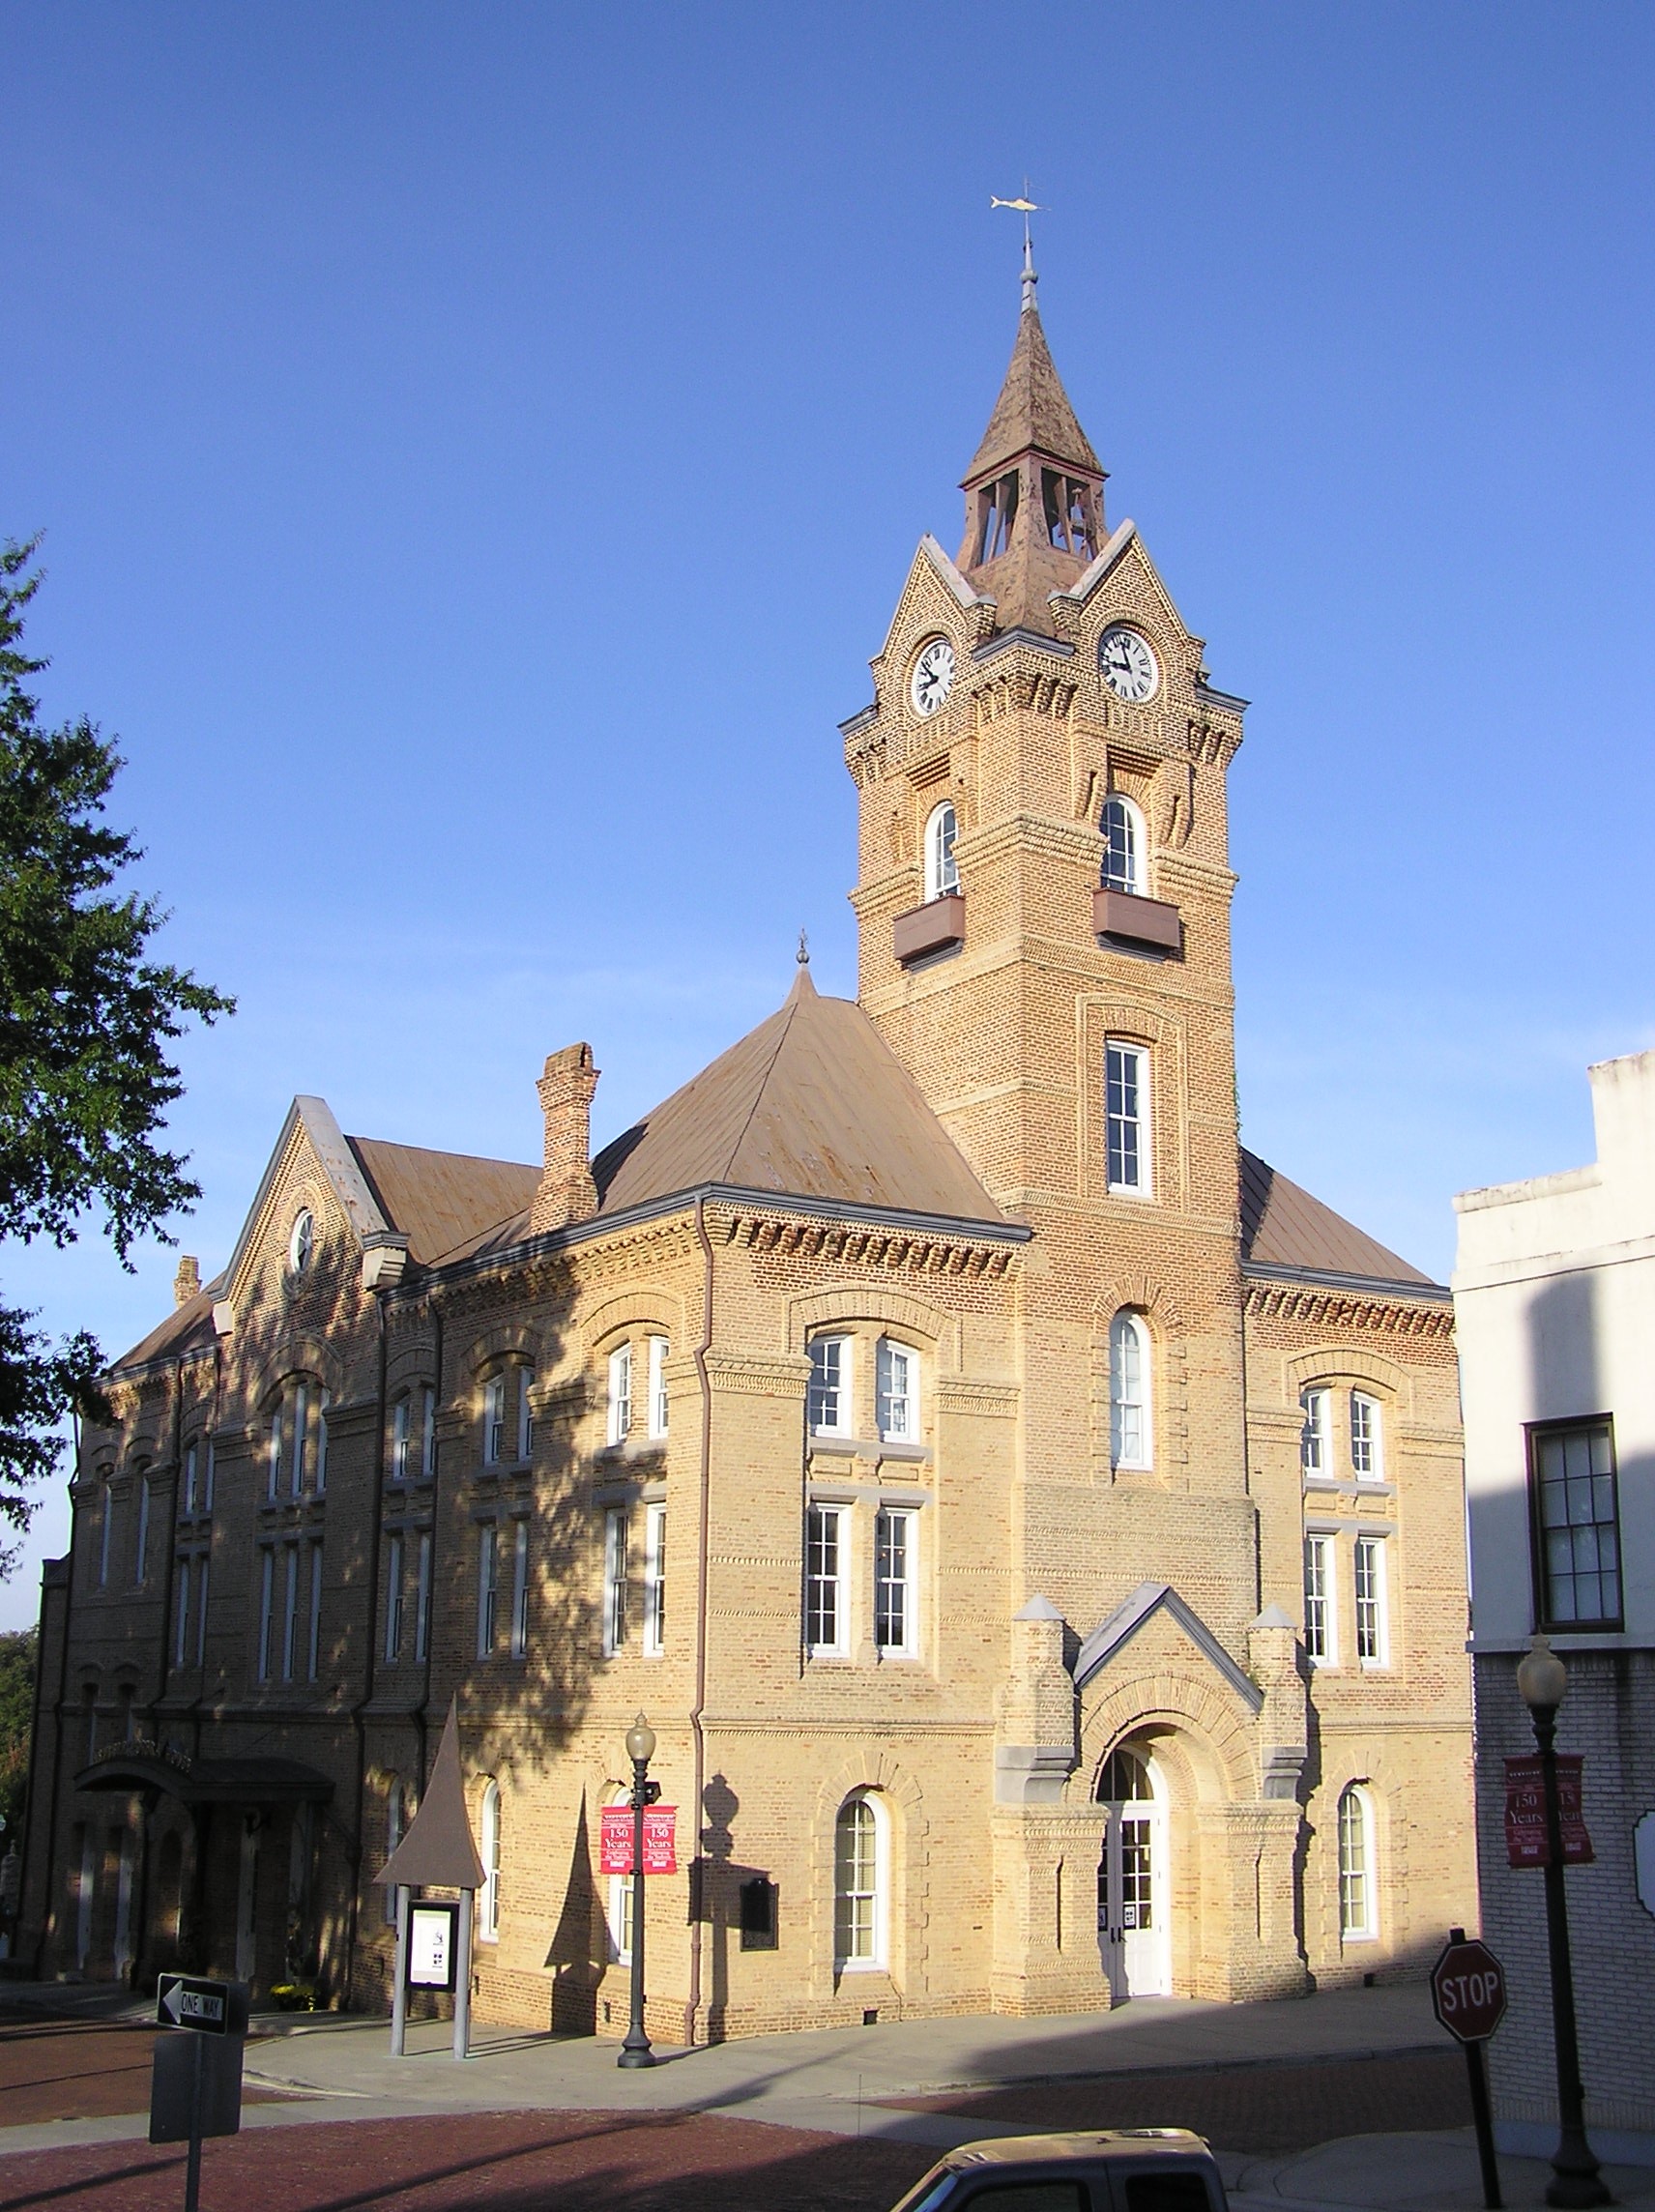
[618,1712,657,2070]
[1515,1636,1610,2208]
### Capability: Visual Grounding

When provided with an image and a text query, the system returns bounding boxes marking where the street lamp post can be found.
[618,1712,657,2071]
[1516,1637,1610,2209]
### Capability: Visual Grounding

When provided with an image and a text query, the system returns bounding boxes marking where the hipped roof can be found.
[375,1700,484,1891]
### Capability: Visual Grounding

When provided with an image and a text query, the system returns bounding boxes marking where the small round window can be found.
[288,1209,314,1273]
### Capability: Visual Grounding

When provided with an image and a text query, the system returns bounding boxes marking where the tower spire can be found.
[990,188,1043,315]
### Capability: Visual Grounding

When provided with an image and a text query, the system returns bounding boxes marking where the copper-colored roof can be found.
[375,1700,484,1891]
[346,1137,540,1266]
[1239,1147,1436,1289]
[111,1276,224,1372]
[964,300,1102,487]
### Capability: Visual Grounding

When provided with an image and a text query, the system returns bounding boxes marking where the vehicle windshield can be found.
[886,2168,960,2212]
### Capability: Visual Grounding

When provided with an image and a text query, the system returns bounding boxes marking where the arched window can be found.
[1337,1785,1377,1940]
[1109,1313,1152,1470]
[479,1781,501,1942]
[1100,796,1145,895]
[1096,1745,1155,1803]
[288,1208,314,1273]
[924,802,959,901]
[833,1792,887,1970]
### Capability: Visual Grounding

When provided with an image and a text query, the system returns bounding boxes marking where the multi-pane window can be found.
[1100,796,1143,895]
[477,1524,500,1657]
[1105,1042,1148,1194]
[1350,1393,1383,1480]
[875,1508,916,1656]
[182,1442,199,1515]
[516,1369,535,1463]
[1338,1785,1376,1938]
[413,1532,431,1663]
[479,1782,501,1942]
[174,1559,191,1666]
[606,1345,632,1447]
[307,1542,323,1681]
[642,1503,666,1656]
[807,1337,849,1435]
[806,1504,845,1655]
[648,1337,670,1439]
[268,1409,283,1502]
[1109,1312,1151,1470]
[1300,1389,1331,1477]
[194,1557,209,1667]
[281,1543,301,1680]
[1303,1534,1334,1664]
[602,1507,627,1655]
[392,1398,411,1482]
[509,1518,530,1658]
[1354,1536,1387,1666]
[97,1480,114,1586]
[833,1795,882,1968]
[257,1548,275,1682]
[421,1386,436,1479]
[1531,1420,1622,1628]
[385,1533,404,1661]
[876,1339,915,1443]
[316,1393,329,1494]
[134,1474,151,1586]
[924,801,960,901]
[291,1382,308,1498]
[483,1376,507,1466]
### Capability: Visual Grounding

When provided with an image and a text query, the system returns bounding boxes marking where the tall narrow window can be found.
[517,1368,535,1462]
[976,467,1019,564]
[392,1398,411,1482]
[1109,1312,1152,1470]
[643,1502,666,1655]
[174,1560,190,1666]
[1338,1785,1377,1939]
[833,1794,885,1968]
[1531,1420,1621,1629]
[257,1548,275,1682]
[483,1376,507,1466]
[602,1507,627,1656]
[1100,796,1143,895]
[268,1409,283,1502]
[134,1474,151,1586]
[1300,1389,1331,1477]
[510,1518,530,1657]
[383,1784,406,1926]
[924,801,960,901]
[281,1544,300,1680]
[1105,1042,1148,1194]
[807,1337,849,1436]
[203,1441,216,1512]
[1354,1536,1387,1666]
[291,1382,308,1498]
[875,1508,916,1656]
[420,1386,436,1479]
[806,1504,845,1656]
[477,1524,499,1657]
[1303,1534,1334,1664]
[98,1481,113,1586]
[877,1339,916,1442]
[479,1782,501,1942]
[194,1556,210,1667]
[606,1344,632,1446]
[316,1391,329,1494]
[1350,1393,1382,1480]
[385,1533,404,1662]
[414,1532,431,1663]
[647,1336,670,1439]
[183,1443,198,1516]
[1042,468,1095,558]
[307,1542,323,1681]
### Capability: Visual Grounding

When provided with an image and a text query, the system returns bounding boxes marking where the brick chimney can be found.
[530,1043,600,1234]
[173,1255,201,1307]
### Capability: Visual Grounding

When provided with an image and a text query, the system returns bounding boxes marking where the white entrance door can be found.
[1096,1746,1171,2000]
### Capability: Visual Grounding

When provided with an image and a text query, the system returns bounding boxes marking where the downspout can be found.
[157,1353,185,1710]
[191,1337,225,1759]
[344,1287,391,2004]
[416,1295,443,1794]
[682,1196,715,2047]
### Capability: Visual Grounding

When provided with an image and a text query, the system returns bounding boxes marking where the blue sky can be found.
[5,2,1653,1623]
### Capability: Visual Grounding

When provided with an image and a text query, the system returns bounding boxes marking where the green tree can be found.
[0,1626,36,1839]
[0,538,232,1575]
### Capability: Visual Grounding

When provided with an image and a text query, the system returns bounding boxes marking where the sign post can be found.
[150,1975,248,2212]
[1431,1930,1507,2210]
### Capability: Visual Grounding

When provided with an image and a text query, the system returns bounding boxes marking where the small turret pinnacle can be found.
[797,928,810,966]
[1021,226,1037,317]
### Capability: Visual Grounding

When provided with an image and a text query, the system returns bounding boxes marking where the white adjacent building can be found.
[1454,1047,1655,2164]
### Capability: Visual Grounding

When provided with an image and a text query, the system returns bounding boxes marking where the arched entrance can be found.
[1095,1743,1171,1999]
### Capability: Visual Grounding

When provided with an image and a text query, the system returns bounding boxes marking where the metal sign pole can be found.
[452,1887,472,2060]
[390,1884,410,2057]
[184,2032,204,2212]
[1464,2035,1502,2210]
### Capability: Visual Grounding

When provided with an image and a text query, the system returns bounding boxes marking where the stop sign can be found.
[1430,1933,1508,2044]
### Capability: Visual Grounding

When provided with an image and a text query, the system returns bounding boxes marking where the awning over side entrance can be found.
[73,1748,334,1806]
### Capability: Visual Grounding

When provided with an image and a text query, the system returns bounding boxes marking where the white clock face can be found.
[1099,626,1157,703]
[911,636,955,718]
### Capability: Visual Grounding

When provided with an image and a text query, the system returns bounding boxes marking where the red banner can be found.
[598,1805,678,1876]
[1504,1756,1593,1868]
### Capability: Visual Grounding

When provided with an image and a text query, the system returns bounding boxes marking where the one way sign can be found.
[156,1974,244,2036]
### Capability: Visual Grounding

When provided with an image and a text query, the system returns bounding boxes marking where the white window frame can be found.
[291,1382,308,1498]
[833,1791,889,1971]
[134,1474,151,1586]
[509,1517,530,1658]
[307,1541,323,1681]
[1354,1533,1389,1668]
[1303,1532,1336,1665]
[385,1532,404,1662]
[316,1391,329,1495]
[1350,1392,1383,1482]
[256,1547,275,1682]
[924,800,960,901]
[875,1506,917,1658]
[479,1781,501,1942]
[1099,793,1146,896]
[183,1442,198,1516]
[1109,1311,1153,1470]
[807,1336,850,1437]
[420,1386,436,1480]
[1300,1388,1332,1478]
[482,1375,507,1467]
[1104,1040,1150,1196]
[97,1480,113,1586]
[1338,1783,1379,1941]
[516,1367,535,1463]
[477,1523,499,1658]
[392,1397,411,1482]
[647,1335,670,1440]
[194,1555,210,1668]
[606,1791,635,1964]
[876,1339,916,1443]
[268,1409,283,1502]
[174,1557,190,1666]
[642,1502,666,1656]
[413,1531,431,1663]
[602,1506,627,1656]
[606,1344,632,1447]
[805,1503,847,1657]
[281,1542,300,1681]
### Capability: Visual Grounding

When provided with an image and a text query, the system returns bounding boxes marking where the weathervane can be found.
[990,183,1044,311]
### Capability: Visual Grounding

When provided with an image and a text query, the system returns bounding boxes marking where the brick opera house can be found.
[15,267,1477,2039]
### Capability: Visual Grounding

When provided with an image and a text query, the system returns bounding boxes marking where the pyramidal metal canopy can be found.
[374,1698,485,1891]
